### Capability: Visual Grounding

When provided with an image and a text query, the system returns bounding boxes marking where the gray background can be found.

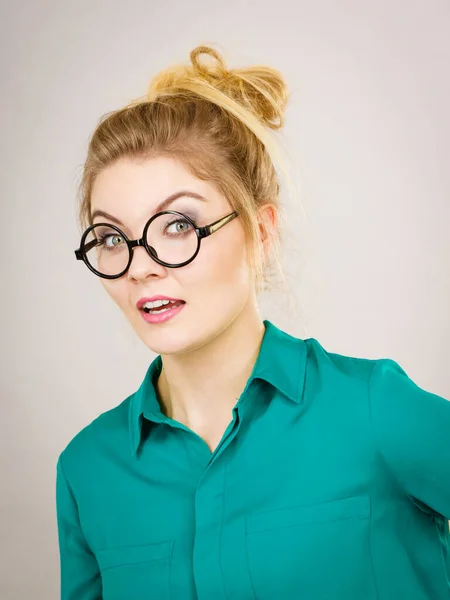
[1,1,449,598]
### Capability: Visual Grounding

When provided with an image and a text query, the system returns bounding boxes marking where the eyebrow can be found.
[91,190,208,226]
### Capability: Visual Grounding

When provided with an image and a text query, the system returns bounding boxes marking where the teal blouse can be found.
[56,319,450,599]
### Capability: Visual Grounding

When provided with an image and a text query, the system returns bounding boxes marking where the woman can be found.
[56,45,450,599]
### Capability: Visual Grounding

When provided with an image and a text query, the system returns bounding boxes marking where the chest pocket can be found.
[96,540,174,600]
[245,494,377,600]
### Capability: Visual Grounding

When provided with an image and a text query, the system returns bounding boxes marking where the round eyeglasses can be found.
[74,210,239,279]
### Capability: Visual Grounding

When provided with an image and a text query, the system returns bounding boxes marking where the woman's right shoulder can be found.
[57,393,135,475]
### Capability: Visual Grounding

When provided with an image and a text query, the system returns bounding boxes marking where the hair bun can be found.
[145,44,289,132]
[190,46,230,80]
[189,45,289,131]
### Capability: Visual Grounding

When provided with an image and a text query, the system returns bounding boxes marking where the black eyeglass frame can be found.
[74,210,239,279]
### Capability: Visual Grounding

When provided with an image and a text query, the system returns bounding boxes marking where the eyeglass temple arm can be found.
[74,238,99,259]
[198,212,238,239]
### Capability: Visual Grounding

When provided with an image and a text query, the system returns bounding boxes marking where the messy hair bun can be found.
[145,45,290,132]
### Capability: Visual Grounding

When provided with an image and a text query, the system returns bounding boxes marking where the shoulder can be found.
[302,336,378,391]
[57,394,134,475]
[304,335,449,407]
[367,354,450,436]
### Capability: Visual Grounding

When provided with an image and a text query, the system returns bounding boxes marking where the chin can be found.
[135,322,196,356]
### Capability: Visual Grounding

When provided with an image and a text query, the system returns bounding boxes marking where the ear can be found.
[258,204,278,260]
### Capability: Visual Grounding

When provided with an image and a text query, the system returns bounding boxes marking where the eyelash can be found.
[97,213,199,233]
[176,212,198,224]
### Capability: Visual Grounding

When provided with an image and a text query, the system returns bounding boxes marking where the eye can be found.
[165,218,194,236]
[100,232,125,249]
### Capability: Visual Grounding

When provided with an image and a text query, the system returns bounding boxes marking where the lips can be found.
[144,300,184,313]
[136,296,185,310]
[139,300,186,324]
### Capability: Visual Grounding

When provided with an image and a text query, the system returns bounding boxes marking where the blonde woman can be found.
[56,45,450,599]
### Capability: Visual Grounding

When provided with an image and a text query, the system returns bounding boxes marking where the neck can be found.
[155,302,265,431]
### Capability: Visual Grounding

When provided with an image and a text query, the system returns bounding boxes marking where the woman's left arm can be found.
[369,358,450,520]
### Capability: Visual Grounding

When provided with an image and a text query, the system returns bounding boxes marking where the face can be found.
[90,155,259,355]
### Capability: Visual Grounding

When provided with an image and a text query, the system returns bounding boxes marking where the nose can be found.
[127,243,166,282]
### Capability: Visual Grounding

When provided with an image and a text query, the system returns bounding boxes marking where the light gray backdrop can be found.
[1,1,449,598]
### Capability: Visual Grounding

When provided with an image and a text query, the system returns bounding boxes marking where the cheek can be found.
[181,230,251,290]
[101,280,129,311]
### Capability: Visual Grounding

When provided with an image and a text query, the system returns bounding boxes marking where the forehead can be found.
[91,156,220,212]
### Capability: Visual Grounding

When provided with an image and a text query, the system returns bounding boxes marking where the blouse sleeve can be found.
[369,358,450,520]
[56,452,102,600]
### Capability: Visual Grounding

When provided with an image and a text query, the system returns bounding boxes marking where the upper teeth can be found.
[142,299,174,309]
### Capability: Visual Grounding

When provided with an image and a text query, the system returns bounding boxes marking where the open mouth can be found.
[141,300,185,314]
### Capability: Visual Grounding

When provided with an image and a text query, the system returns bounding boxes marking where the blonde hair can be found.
[77,44,300,302]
